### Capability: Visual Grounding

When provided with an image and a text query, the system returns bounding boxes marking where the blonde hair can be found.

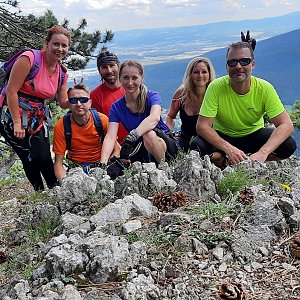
[180,57,215,106]
[119,60,148,113]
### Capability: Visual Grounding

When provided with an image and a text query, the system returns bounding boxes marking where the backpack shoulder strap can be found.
[63,112,72,151]
[63,109,104,152]
[57,64,67,91]
[27,49,42,91]
[27,49,42,81]
[90,108,104,143]
[22,49,65,92]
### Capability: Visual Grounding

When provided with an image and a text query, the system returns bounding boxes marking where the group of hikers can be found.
[0,25,297,191]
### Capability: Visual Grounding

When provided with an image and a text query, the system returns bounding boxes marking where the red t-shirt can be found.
[90,82,127,143]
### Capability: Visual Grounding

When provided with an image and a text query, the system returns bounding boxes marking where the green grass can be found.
[189,200,232,221]
[25,190,48,204]
[126,232,139,245]
[191,230,229,249]
[217,168,256,196]
[126,227,184,257]
[27,218,59,244]
[0,218,58,281]
[0,160,26,189]
[0,177,18,190]
[168,150,188,170]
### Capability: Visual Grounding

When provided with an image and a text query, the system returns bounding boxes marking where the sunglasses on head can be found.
[227,57,252,67]
[68,97,89,104]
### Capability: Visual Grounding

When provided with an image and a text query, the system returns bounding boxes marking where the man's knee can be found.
[274,136,297,159]
[190,135,215,156]
[143,130,156,145]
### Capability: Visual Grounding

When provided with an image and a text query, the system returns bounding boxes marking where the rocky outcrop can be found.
[1,151,300,300]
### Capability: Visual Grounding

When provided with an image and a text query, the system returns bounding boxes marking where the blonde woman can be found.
[101,60,179,165]
[166,57,215,152]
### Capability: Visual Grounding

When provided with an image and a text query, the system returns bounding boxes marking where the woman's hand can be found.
[13,122,25,139]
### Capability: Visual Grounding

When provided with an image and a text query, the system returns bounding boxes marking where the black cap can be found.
[97,51,120,68]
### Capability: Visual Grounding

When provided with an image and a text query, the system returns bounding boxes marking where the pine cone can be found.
[152,191,188,212]
[219,282,246,300]
[171,191,188,207]
[153,192,173,212]
[238,188,254,205]
[289,231,300,257]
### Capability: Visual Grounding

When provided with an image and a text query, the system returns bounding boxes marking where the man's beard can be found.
[102,74,117,84]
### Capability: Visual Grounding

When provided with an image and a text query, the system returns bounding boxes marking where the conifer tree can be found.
[0,1,113,70]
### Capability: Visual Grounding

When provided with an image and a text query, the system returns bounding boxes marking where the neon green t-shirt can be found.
[200,75,285,137]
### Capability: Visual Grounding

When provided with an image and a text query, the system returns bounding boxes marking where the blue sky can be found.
[18,0,300,32]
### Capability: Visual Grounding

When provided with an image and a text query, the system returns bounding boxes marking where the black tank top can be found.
[179,104,198,137]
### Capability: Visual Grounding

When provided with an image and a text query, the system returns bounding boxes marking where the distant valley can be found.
[77,12,300,109]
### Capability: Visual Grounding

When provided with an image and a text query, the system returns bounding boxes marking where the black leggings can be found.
[190,127,297,159]
[0,120,57,191]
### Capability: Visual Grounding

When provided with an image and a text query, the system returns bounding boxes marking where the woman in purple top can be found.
[100,60,179,164]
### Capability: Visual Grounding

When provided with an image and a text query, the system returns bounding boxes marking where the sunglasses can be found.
[68,97,89,104]
[227,57,252,67]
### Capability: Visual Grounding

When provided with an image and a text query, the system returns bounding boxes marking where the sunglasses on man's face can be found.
[226,57,252,67]
[68,97,89,104]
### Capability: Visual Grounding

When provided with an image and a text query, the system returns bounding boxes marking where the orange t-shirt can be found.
[53,111,108,163]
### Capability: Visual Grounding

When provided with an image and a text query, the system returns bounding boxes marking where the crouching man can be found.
[53,84,121,183]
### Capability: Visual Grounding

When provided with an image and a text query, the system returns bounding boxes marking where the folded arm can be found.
[135,104,161,136]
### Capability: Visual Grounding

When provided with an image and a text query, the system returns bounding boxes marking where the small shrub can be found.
[126,232,139,244]
[218,169,254,196]
[7,161,26,179]
[189,200,232,221]
[192,230,229,249]
[168,150,188,170]
[27,218,58,244]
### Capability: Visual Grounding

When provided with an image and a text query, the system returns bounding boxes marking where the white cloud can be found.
[86,0,150,9]
[20,0,51,14]
[16,0,300,31]
[64,0,80,7]
[87,0,116,9]
[163,0,197,4]
[226,0,245,9]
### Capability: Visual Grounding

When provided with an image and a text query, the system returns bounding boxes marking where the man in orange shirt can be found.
[90,51,127,143]
[53,84,114,182]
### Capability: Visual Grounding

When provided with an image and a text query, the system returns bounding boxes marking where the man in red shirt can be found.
[90,51,127,143]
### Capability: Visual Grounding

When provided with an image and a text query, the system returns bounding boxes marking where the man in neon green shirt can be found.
[193,41,296,167]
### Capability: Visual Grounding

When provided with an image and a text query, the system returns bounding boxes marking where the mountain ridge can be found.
[83,12,300,108]
[143,28,300,108]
